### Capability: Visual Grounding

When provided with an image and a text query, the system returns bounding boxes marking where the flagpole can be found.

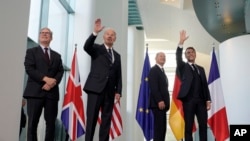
[75,43,77,50]
[212,42,215,51]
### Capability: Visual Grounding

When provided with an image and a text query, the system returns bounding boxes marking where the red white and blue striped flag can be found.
[98,99,123,141]
[61,48,86,141]
[207,48,229,141]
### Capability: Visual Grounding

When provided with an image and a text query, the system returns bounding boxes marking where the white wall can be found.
[219,35,250,125]
[0,0,30,140]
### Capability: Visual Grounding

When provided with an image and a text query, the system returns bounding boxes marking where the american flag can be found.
[61,48,86,141]
[98,99,123,141]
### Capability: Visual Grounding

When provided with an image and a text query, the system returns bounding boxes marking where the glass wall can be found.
[27,0,42,42]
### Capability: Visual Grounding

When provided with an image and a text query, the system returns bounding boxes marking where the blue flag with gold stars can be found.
[135,48,154,141]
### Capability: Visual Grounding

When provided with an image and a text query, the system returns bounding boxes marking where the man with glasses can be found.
[23,27,64,141]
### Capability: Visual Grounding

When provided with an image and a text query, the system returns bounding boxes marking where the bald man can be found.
[148,52,170,141]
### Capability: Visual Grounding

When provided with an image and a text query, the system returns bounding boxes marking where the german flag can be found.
[169,70,196,140]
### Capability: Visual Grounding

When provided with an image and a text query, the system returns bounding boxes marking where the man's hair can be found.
[185,46,196,53]
[104,27,116,36]
[40,27,53,38]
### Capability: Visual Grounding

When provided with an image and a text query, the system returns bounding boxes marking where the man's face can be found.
[156,52,166,66]
[185,48,196,62]
[103,29,116,47]
[39,28,52,45]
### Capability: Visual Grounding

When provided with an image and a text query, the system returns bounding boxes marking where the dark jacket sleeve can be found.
[83,33,97,57]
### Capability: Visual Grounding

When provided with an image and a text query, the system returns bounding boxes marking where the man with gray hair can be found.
[83,19,122,141]
[23,27,64,141]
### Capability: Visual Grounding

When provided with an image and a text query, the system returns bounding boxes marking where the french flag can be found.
[207,48,229,141]
[61,48,86,141]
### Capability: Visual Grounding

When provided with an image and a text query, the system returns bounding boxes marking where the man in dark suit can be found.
[176,30,211,141]
[23,27,64,141]
[148,52,170,141]
[83,18,122,141]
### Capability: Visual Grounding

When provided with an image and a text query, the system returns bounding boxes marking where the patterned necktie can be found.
[44,48,50,64]
[108,48,113,62]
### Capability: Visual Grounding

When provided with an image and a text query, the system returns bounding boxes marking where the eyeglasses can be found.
[40,32,51,35]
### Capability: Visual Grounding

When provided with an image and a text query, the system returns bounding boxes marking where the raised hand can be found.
[179,30,189,45]
[94,18,105,34]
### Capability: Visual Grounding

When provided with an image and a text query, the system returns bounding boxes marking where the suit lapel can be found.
[155,65,167,83]
[156,65,164,75]
[100,45,112,62]
[49,50,56,65]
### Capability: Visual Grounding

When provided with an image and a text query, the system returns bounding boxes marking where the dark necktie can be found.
[161,67,168,84]
[108,48,113,62]
[44,48,50,64]
[192,64,199,74]
[161,68,165,73]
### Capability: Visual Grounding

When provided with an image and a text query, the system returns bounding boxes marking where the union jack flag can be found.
[61,48,86,141]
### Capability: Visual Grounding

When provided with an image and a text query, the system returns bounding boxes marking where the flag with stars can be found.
[61,48,86,141]
[135,48,154,141]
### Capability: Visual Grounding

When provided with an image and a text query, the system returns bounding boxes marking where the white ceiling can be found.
[137,0,220,54]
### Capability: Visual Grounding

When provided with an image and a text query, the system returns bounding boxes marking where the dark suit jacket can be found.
[176,47,211,101]
[148,65,170,111]
[23,46,64,100]
[83,34,122,95]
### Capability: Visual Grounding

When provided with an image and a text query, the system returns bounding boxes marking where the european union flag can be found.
[135,48,154,141]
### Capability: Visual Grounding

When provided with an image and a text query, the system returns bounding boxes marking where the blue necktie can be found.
[108,48,112,62]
